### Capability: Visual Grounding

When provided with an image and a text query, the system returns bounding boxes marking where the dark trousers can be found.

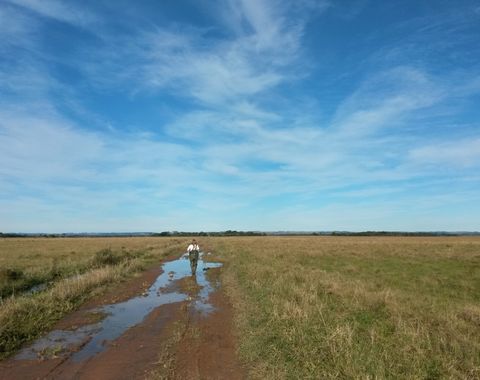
[189,250,199,275]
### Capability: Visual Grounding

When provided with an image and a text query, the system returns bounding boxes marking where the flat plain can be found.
[208,236,480,379]
[1,236,479,379]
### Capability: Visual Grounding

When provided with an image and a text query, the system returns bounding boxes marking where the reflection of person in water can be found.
[187,239,200,275]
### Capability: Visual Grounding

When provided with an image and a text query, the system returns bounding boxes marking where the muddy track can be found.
[0,253,245,380]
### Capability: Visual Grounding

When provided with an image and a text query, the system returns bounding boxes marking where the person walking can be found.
[187,239,200,275]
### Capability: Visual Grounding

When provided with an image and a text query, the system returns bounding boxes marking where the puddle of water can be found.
[15,324,102,360]
[15,254,222,362]
[25,283,48,295]
[193,262,222,315]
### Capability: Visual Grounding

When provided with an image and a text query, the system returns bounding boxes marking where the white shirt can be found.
[187,243,199,252]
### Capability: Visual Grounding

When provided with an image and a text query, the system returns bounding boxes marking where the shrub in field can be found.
[122,249,146,261]
[0,268,24,281]
[0,268,26,298]
[48,259,62,279]
[92,249,122,267]
[92,248,146,267]
[0,269,49,299]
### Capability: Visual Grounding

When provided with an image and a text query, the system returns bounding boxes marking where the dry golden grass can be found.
[0,236,184,271]
[206,236,480,379]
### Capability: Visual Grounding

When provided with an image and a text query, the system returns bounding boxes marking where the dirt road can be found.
[0,253,245,380]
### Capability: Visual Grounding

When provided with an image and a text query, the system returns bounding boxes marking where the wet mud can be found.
[174,268,246,380]
[0,253,244,380]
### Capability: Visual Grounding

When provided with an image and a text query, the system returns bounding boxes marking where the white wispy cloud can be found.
[409,138,480,168]
[6,0,97,27]
[0,106,104,181]
[332,66,445,137]
[74,0,324,105]
[0,2,32,39]
[0,3,42,54]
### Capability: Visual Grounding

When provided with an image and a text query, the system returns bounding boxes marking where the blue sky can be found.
[1,0,479,232]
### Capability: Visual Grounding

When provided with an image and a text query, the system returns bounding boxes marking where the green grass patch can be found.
[212,236,480,379]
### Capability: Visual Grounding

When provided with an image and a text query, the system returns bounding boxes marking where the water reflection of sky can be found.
[16,255,222,362]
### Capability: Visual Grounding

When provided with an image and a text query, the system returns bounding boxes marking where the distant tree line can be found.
[152,230,267,237]
[2,231,478,238]
[0,232,25,238]
[329,231,465,236]
[0,232,75,238]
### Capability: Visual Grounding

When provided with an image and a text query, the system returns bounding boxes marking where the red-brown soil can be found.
[174,270,245,380]
[0,257,245,380]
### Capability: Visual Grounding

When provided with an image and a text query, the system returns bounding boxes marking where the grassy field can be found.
[205,236,480,379]
[0,237,186,359]
[2,236,479,378]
